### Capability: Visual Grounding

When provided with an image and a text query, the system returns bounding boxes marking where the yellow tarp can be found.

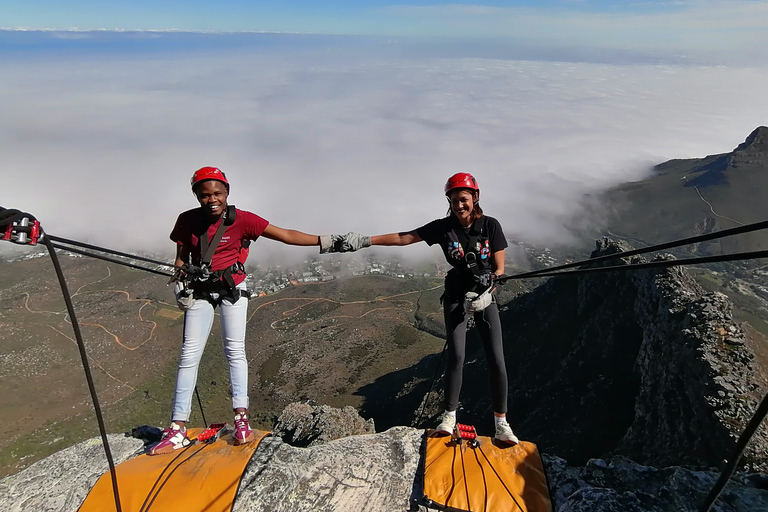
[423,432,552,512]
[79,428,269,512]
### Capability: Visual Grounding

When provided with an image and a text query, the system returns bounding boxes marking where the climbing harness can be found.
[171,205,250,306]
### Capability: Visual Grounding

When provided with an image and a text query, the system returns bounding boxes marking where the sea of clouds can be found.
[2,33,767,265]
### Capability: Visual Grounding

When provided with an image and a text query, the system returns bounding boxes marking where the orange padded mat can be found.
[423,432,552,512]
[79,428,269,512]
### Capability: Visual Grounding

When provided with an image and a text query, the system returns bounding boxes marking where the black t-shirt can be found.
[417,215,508,294]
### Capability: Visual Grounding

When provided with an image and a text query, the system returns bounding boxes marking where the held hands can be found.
[340,232,371,253]
[319,234,345,254]
[319,232,371,253]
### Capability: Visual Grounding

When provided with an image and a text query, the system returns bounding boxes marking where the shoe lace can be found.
[161,425,184,440]
[234,414,249,431]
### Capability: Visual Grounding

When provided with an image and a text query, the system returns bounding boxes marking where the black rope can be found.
[699,390,768,512]
[458,442,472,512]
[143,442,210,512]
[50,241,174,278]
[138,442,198,512]
[47,234,175,269]
[503,218,768,281]
[516,249,768,279]
[471,446,489,512]
[445,441,459,509]
[412,340,448,427]
[478,446,524,511]
[42,236,123,512]
[195,387,208,427]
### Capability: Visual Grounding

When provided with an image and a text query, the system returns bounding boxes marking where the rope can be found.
[47,234,175,269]
[471,446,489,512]
[42,236,123,512]
[142,442,210,512]
[478,446,524,511]
[412,340,448,427]
[138,442,197,512]
[699,390,768,512]
[50,241,174,277]
[502,218,768,281]
[195,387,208,427]
[458,442,472,512]
[513,249,768,279]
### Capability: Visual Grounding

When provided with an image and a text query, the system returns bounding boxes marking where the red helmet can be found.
[191,166,229,192]
[444,173,479,195]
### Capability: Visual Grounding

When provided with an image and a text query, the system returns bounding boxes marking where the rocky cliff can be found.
[2,239,768,511]
[1,406,767,512]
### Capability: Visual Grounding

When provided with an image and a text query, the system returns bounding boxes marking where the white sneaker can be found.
[435,413,457,434]
[495,420,519,444]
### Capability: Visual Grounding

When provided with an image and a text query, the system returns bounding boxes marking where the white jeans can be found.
[171,284,249,422]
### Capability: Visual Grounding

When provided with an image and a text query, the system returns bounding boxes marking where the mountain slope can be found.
[602,126,768,255]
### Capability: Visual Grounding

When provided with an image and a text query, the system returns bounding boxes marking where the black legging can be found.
[443,296,508,414]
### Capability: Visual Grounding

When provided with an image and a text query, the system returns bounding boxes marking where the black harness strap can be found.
[199,206,235,267]
[454,216,487,277]
[192,206,249,305]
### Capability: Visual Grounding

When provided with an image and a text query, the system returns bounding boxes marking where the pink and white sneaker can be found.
[233,412,255,445]
[149,422,191,455]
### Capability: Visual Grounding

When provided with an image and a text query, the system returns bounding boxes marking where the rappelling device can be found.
[454,423,480,448]
[196,422,230,444]
[0,208,41,245]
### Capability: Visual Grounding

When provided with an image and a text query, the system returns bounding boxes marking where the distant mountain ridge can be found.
[602,126,768,255]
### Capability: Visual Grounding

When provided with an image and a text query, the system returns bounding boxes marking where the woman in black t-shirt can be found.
[341,173,517,444]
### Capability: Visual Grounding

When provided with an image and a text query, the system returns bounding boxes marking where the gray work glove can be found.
[340,232,372,253]
[319,234,344,254]
[174,281,196,311]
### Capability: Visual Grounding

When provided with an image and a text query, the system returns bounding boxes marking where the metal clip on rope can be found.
[0,208,42,246]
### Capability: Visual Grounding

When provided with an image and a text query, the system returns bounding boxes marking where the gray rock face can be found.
[236,426,421,512]
[545,455,768,512]
[0,434,144,512]
[272,402,376,447]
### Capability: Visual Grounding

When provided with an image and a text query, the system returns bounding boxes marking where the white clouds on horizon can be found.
[1,1,767,64]
[1,42,767,266]
[377,1,768,59]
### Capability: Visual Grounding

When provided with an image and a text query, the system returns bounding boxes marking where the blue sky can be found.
[3,1,767,54]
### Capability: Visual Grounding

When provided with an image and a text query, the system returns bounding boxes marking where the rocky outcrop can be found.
[272,402,376,447]
[730,125,768,168]
[0,434,145,512]
[544,454,768,512]
[425,239,768,470]
[2,422,767,512]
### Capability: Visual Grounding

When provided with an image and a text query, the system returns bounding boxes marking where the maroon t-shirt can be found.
[170,207,269,285]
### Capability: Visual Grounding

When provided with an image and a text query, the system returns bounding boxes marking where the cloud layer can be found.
[2,34,768,265]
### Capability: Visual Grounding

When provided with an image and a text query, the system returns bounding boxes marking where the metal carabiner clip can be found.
[464,251,477,271]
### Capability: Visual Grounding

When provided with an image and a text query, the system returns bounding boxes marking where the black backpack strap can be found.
[200,207,231,267]
[224,205,236,226]
[454,217,487,277]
